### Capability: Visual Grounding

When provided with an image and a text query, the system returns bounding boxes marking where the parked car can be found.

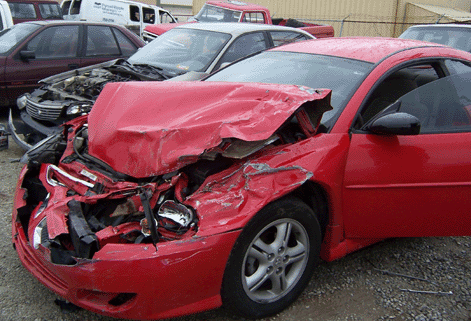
[12,37,471,320]
[9,22,314,149]
[142,0,334,41]
[61,0,177,38]
[7,0,62,24]
[399,24,471,52]
[0,20,145,108]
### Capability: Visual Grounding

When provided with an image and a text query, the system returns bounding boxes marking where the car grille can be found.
[26,99,63,121]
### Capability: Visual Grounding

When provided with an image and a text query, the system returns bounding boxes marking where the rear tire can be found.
[221,196,322,318]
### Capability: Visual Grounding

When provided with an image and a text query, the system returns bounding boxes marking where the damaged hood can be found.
[88,81,331,178]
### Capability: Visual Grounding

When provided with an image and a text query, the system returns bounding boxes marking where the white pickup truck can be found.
[0,0,13,31]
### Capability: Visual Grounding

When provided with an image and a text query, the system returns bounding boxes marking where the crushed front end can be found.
[12,81,332,319]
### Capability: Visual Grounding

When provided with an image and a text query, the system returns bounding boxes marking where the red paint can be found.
[11,38,471,320]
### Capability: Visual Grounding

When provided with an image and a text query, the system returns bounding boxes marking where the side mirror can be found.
[366,112,420,136]
[19,50,35,61]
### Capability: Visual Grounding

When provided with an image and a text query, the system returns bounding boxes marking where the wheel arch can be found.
[286,180,330,239]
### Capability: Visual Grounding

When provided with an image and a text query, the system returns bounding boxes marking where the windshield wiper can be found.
[112,61,170,80]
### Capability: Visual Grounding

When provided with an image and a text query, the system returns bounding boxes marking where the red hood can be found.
[144,22,191,36]
[88,81,331,178]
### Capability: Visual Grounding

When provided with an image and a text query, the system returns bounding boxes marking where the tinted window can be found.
[445,59,471,75]
[61,0,71,15]
[113,27,138,56]
[143,8,155,23]
[398,72,471,133]
[39,3,62,18]
[214,32,267,70]
[130,5,139,22]
[9,3,36,19]
[360,65,439,124]
[27,25,79,58]
[207,51,372,124]
[86,26,120,56]
[269,31,308,46]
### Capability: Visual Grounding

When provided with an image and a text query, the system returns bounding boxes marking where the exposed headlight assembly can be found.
[158,200,194,228]
[17,95,28,110]
[66,103,93,116]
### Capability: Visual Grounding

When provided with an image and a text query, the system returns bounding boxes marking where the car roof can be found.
[405,24,471,30]
[176,22,314,38]
[270,37,447,63]
[19,20,129,28]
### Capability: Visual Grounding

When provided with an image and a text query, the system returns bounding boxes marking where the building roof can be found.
[409,3,471,23]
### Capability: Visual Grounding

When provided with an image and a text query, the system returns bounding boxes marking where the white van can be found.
[61,0,177,38]
[0,0,14,31]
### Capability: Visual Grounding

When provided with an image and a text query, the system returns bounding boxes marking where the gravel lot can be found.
[1,114,470,321]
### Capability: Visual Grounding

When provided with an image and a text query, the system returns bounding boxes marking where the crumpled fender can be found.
[185,133,351,237]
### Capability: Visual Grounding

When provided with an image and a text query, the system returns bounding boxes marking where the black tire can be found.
[221,196,322,318]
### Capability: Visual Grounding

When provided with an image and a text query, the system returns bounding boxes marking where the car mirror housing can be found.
[367,112,421,136]
[19,50,35,61]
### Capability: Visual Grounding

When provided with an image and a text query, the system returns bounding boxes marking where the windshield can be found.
[0,23,40,54]
[205,51,373,126]
[128,28,231,73]
[399,26,471,52]
[193,4,241,22]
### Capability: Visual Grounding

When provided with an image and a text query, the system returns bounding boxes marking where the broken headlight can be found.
[66,103,93,116]
[17,95,28,110]
[158,200,194,229]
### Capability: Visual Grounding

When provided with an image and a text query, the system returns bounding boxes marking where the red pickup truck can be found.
[143,0,334,41]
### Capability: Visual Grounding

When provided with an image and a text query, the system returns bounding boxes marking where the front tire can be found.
[221,196,322,318]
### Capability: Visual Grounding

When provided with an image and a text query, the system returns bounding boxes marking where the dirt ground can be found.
[1,114,470,321]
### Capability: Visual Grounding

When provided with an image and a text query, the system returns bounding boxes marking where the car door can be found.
[342,60,471,238]
[4,24,81,102]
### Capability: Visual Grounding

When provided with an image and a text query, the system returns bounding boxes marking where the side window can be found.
[445,60,471,75]
[113,27,138,56]
[86,26,120,56]
[360,64,439,125]
[8,3,36,19]
[215,32,267,70]
[143,8,155,23]
[242,12,265,23]
[269,31,308,47]
[26,26,79,58]
[160,11,175,23]
[70,0,81,14]
[39,3,62,19]
[130,5,139,22]
[398,72,471,133]
[61,0,71,15]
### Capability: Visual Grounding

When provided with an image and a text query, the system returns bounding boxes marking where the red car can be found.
[12,37,471,320]
[0,20,145,107]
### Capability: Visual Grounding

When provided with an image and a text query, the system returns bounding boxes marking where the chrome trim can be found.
[46,164,95,188]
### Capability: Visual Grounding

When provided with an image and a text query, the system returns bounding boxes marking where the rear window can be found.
[8,3,37,19]
[39,3,62,18]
